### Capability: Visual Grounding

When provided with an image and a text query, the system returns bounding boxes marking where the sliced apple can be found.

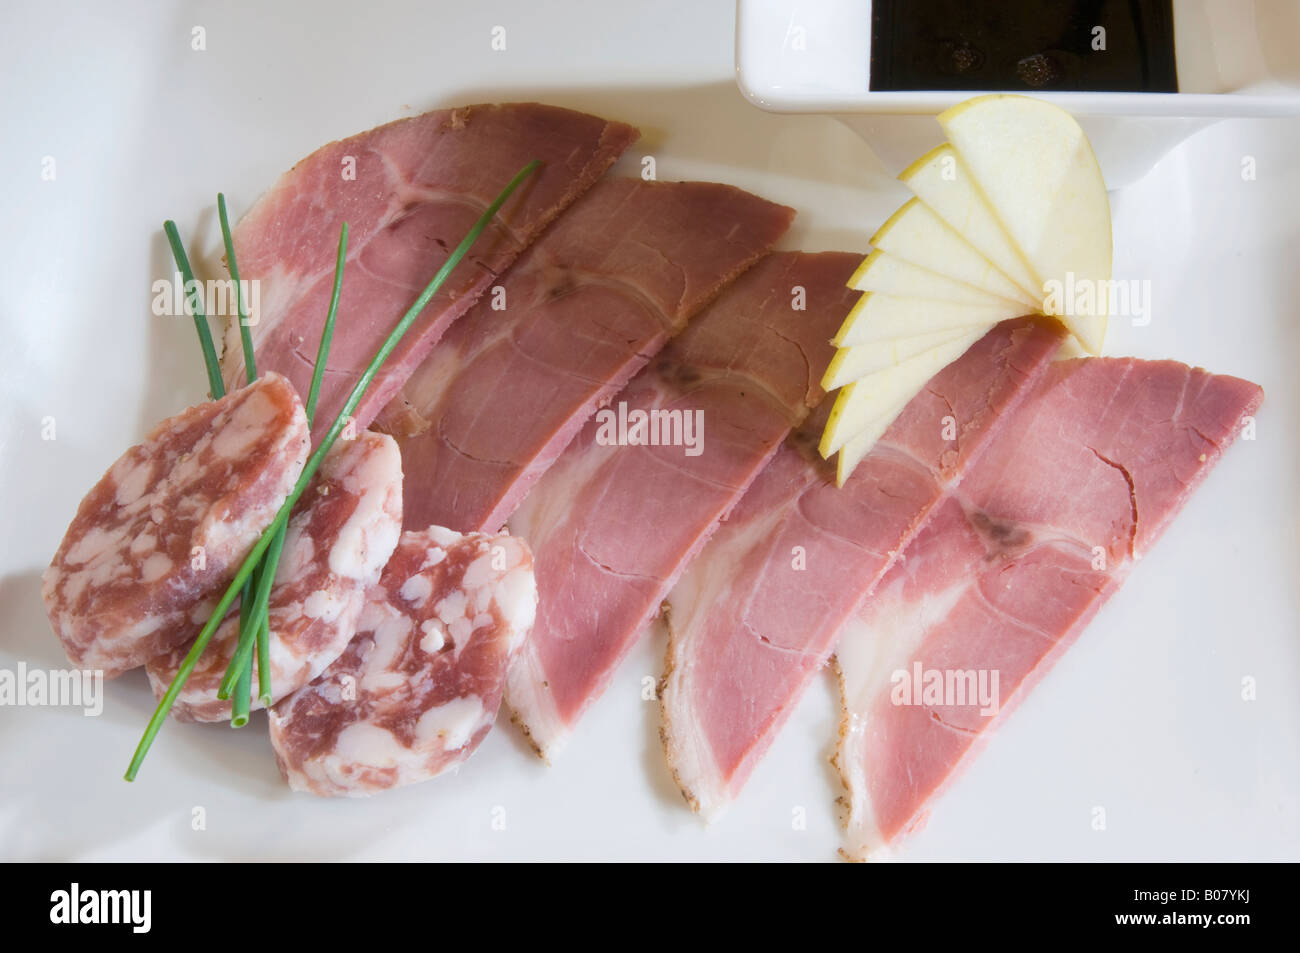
[899,144,1042,303]
[870,198,1038,311]
[823,325,975,391]
[849,250,1028,310]
[1054,334,1087,361]
[939,94,1112,354]
[823,94,1113,486]
[836,391,914,487]
[832,293,1026,347]
[819,329,985,460]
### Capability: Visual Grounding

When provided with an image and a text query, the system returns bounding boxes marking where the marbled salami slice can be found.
[146,431,404,720]
[269,527,536,796]
[43,374,310,677]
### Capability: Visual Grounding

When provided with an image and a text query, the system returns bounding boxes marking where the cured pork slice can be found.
[268,527,536,796]
[506,251,861,759]
[43,374,309,677]
[224,103,638,435]
[659,317,1065,818]
[374,177,795,533]
[145,431,403,721]
[834,358,1262,860]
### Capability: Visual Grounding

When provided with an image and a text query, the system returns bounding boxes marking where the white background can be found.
[0,0,1296,862]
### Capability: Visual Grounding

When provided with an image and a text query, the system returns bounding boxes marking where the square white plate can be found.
[0,0,1295,862]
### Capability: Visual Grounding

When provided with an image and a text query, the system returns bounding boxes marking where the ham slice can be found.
[224,103,638,434]
[659,317,1066,818]
[506,251,861,759]
[374,177,795,533]
[269,527,536,796]
[834,358,1263,860]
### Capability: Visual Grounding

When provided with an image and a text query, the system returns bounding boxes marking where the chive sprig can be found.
[219,222,349,712]
[125,160,540,779]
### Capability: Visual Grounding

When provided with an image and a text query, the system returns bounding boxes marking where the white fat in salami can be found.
[268,526,536,796]
[42,374,309,677]
[146,431,404,720]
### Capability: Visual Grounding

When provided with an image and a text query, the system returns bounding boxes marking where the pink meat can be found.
[268,527,537,797]
[834,358,1262,860]
[660,317,1065,817]
[145,431,404,721]
[506,251,861,759]
[42,374,309,677]
[374,176,795,533]
[224,103,638,436]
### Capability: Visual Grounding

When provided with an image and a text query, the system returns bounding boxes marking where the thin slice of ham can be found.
[659,317,1065,818]
[145,431,403,721]
[506,251,861,760]
[43,374,309,677]
[224,103,638,435]
[834,358,1263,860]
[268,527,536,796]
[374,176,795,533]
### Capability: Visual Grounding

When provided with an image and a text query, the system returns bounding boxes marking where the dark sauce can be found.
[869,0,1178,93]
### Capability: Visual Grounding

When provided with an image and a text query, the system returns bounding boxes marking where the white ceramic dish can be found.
[1,0,1296,862]
[737,0,1300,186]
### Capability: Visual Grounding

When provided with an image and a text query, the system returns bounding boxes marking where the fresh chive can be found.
[306,222,349,422]
[165,221,224,399]
[231,692,250,729]
[132,515,282,770]
[220,516,287,700]
[217,193,257,385]
[218,193,264,718]
[124,160,540,780]
[255,222,348,708]
[254,615,272,709]
[231,586,255,728]
[171,214,262,713]
[219,223,348,708]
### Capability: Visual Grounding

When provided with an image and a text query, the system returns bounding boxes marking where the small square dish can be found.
[736,0,1300,185]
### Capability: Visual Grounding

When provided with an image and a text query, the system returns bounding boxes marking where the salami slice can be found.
[146,431,404,720]
[268,527,536,796]
[42,373,309,677]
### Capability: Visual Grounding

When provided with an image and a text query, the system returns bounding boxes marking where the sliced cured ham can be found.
[659,318,1066,818]
[268,526,536,796]
[42,374,309,677]
[375,176,795,533]
[834,358,1263,860]
[145,431,404,721]
[506,251,861,759]
[224,103,638,435]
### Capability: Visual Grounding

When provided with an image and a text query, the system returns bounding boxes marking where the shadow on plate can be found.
[439,81,891,253]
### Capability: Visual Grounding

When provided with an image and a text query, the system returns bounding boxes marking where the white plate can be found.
[0,0,1296,862]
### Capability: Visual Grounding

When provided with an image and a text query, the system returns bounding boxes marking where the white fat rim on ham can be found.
[835,576,968,861]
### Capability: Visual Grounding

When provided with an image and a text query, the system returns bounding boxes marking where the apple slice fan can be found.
[820,94,1112,485]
